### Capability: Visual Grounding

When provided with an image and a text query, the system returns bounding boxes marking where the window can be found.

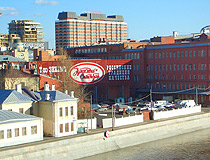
[189,51,192,58]
[194,64,196,71]
[193,51,196,57]
[177,64,180,71]
[22,127,27,136]
[185,64,188,71]
[65,107,68,116]
[190,75,192,80]
[71,122,74,131]
[71,106,73,115]
[177,51,180,58]
[173,51,176,58]
[59,108,63,117]
[170,52,172,58]
[137,53,140,59]
[7,129,12,138]
[181,75,184,80]
[155,52,157,59]
[31,126,37,135]
[185,51,188,58]
[60,124,63,133]
[15,128,19,137]
[159,64,161,72]
[0,130,4,139]
[65,123,69,132]
[19,108,24,114]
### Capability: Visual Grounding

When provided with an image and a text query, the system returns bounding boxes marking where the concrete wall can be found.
[1,113,210,160]
[153,105,201,120]
[102,114,144,128]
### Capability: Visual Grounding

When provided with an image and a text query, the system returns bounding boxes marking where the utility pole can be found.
[91,95,92,130]
[112,105,114,131]
[196,86,198,105]
[150,85,153,110]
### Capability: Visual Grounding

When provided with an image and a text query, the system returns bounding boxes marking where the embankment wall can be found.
[1,112,210,160]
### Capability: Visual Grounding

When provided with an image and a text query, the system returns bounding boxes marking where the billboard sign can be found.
[69,62,105,85]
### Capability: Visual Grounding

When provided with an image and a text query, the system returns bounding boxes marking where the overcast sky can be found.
[0,0,210,49]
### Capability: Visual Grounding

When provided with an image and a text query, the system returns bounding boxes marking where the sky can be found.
[0,0,210,49]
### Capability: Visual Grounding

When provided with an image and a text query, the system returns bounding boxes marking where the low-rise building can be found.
[0,88,33,114]
[0,110,43,148]
[33,84,78,137]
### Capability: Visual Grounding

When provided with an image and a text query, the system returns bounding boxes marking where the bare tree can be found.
[57,47,92,118]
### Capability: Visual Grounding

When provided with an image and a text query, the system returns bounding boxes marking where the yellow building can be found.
[1,69,40,91]
[33,84,78,137]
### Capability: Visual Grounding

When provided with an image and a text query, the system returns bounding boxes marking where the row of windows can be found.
[147,64,207,72]
[59,106,74,117]
[56,27,126,31]
[147,83,208,91]
[124,53,140,60]
[59,122,74,133]
[147,74,208,81]
[75,48,107,54]
[56,23,127,27]
[148,50,208,59]
[0,126,37,139]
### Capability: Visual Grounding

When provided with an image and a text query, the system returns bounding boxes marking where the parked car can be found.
[126,108,136,114]
[98,107,108,112]
[137,102,146,107]
[91,104,102,112]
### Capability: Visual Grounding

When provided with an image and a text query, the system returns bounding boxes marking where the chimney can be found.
[15,84,22,94]
[51,85,55,91]
[44,84,49,91]
[65,90,68,95]
[70,91,74,98]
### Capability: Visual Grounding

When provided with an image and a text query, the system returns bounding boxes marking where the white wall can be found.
[77,118,97,130]
[102,114,144,128]
[0,119,43,148]
[55,101,78,137]
[153,105,201,120]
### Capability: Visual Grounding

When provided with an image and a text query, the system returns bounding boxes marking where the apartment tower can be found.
[9,20,44,43]
[55,11,127,49]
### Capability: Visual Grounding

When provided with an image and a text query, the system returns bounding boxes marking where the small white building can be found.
[0,110,43,148]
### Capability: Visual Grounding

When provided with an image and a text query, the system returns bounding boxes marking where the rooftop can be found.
[58,11,124,22]
[0,110,41,124]
[0,90,33,105]
[34,90,78,102]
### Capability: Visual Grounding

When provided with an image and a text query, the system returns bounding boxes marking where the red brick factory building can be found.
[62,38,210,106]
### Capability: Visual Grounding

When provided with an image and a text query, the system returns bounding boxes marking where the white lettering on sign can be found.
[38,66,66,74]
[107,65,132,81]
[70,62,105,85]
